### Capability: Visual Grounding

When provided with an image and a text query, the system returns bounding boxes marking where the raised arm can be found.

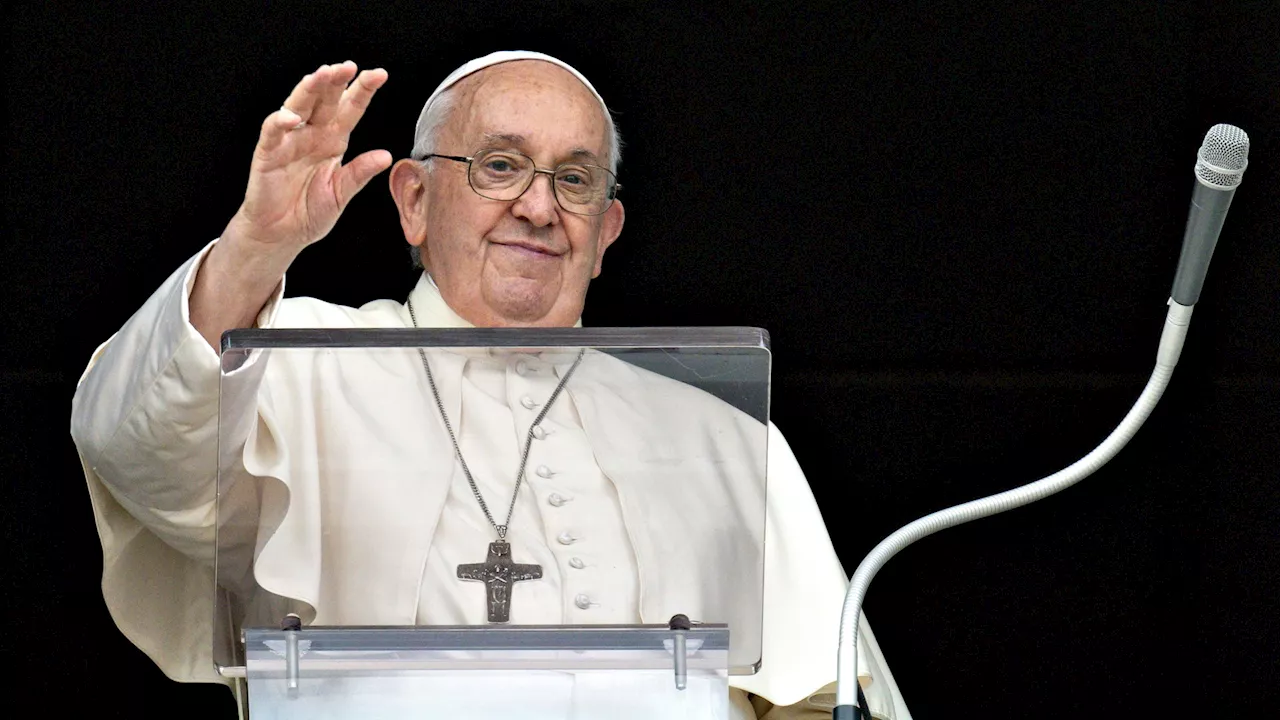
[72,61,390,544]
[66,65,393,679]
[191,62,391,348]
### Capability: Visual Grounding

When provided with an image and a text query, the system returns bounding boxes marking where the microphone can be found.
[832,123,1251,720]
[1170,124,1250,306]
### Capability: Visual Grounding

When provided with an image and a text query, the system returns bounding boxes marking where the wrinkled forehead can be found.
[444,62,610,162]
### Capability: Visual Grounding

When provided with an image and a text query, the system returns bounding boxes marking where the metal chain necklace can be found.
[407,297,586,622]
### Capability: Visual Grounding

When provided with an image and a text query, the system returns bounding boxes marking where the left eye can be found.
[557,166,594,186]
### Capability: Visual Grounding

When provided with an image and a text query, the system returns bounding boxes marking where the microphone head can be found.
[1195,124,1250,189]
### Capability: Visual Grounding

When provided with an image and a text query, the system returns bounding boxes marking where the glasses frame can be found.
[417,150,621,217]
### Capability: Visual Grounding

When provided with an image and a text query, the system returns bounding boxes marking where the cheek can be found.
[566,221,603,260]
[429,196,501,260]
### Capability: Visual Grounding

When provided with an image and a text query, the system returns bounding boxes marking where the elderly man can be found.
[70,52,910,719]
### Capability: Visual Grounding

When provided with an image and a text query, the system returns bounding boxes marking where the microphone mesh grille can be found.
[1195,124,1250,188]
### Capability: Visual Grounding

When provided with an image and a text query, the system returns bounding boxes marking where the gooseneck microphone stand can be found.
[832,124,1251,720]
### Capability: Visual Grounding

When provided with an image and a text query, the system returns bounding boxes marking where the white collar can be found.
[404,273,477,328]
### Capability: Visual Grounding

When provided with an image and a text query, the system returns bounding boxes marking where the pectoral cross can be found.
[457,540,543,623]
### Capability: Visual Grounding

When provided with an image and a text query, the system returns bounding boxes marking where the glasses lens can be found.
[469,150,534,199]
[555,164,616,215]
[467,149,617,215]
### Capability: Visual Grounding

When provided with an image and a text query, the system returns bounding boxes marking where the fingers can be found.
[253,62,388,190]
[335,68,389,134]
[279,69,325,123]
[334,150,393,209]
[308,61,359,127]
[277,62,384,135]
[257,107,305,155]
[279,62,356,122]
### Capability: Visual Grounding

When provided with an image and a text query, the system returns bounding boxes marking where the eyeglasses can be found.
[416,148,620,216]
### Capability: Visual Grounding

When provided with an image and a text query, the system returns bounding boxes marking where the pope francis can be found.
[69,52,911,720]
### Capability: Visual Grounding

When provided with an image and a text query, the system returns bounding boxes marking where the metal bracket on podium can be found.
[668,614,693,690]
[282,614,302,691]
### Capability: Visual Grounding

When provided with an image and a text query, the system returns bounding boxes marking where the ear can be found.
[591,199,625,278]
[389,159,430,254]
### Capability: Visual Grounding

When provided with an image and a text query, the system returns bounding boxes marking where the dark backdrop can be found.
[6,1,1278,717]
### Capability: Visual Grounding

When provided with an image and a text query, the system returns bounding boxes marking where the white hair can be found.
[407,83,623,268]
[410,89,459,164]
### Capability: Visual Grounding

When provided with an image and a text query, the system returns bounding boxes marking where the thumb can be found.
[334,150,394,209]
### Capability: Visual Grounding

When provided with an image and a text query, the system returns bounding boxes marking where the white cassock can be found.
[70,241,912,720]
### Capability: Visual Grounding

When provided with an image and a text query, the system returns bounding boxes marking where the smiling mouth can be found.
[495,240,561,257]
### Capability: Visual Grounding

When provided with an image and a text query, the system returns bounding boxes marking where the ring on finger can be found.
[281,106,307,130]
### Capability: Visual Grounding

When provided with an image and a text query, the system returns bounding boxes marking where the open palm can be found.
[235,62,391,251]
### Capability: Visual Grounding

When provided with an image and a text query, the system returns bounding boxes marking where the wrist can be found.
[190,223,292,341]
[207,241,290,292]
[217,214,301,280]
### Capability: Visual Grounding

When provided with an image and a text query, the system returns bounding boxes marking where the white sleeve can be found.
[68,239,284,682]
[71,239,284,554]
[729,423,912,720]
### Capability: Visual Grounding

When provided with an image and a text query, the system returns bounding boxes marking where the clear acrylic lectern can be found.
[215,327,771,719]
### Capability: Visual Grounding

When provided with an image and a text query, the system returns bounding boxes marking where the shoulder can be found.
[272,295,407,329]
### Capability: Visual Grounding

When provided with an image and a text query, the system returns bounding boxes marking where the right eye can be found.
[483,158,516,174]
[473,153,530,189]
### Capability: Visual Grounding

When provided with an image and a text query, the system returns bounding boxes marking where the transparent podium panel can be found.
[215,328,771,691]
[243,625,730,720]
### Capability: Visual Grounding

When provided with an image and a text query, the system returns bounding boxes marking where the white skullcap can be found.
[413,50,611,152]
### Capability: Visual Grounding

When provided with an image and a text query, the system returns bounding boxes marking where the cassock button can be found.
[557,531,578,545]
[574,594,593,610]
[532,425,548,440]
[520,395,538,410]
[569,557,586,569]
[547,493,570,507]
[535,465,554,479]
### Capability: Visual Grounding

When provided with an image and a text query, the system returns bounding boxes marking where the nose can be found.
[511,172,560,227]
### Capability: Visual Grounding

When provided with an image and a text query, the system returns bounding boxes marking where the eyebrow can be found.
[481,132,601,163]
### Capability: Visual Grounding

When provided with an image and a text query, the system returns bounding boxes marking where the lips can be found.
[493,239,563,257]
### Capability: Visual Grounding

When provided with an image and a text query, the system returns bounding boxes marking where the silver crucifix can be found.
[457,540,543,623]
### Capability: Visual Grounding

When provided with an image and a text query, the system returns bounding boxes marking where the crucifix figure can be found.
[457,540,543,623]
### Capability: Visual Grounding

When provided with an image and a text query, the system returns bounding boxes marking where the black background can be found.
[7,1,1279,717]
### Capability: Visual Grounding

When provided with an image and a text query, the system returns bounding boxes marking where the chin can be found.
[483,279,559,325]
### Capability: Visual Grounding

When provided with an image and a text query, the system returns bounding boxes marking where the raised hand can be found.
[227,61,391,255]
[191,62,391,348]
